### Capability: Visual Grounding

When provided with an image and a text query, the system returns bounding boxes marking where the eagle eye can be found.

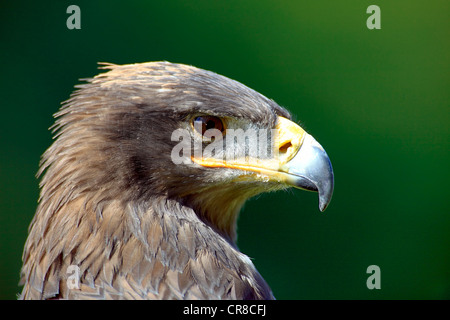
[192,116,225,138]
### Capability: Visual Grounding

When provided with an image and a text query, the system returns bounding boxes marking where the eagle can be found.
[19,61,334,300]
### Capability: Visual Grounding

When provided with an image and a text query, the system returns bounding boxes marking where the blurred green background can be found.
[0,0,448,299]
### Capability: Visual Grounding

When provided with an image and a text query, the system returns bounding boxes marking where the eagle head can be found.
[20,62,333,300]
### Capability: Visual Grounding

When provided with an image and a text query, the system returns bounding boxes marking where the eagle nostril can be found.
[279,141,292,155]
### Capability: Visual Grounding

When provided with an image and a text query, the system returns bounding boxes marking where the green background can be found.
[1,0,448,299]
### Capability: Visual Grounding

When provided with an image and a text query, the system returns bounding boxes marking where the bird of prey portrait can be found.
[19,61,334,300]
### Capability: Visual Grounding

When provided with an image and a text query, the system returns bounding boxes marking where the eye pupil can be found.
[206,120,216,130]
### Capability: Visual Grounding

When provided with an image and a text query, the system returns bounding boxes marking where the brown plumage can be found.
[19,61,333,299]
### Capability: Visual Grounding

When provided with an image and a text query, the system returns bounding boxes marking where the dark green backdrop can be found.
[1,1,448,299]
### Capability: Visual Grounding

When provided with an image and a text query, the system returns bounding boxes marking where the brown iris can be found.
[192,116,225,138]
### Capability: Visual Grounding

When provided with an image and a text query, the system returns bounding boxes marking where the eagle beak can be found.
[279,130,334,212]
[275,116,333,211]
